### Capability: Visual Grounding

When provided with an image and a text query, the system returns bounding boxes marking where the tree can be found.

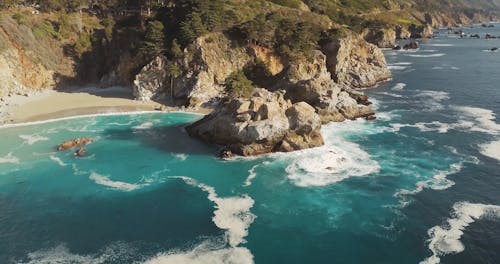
[225,70,254,98]
[140,20,165,59]
[169,39,183,59]
[180,12,207,44]
[166,61,181,99]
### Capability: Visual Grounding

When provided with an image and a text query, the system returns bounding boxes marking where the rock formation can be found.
[57,137,93,151]
[133,55,168,101]
[362,28,396,48]
[322,33,392,89]
[186,89,324,156]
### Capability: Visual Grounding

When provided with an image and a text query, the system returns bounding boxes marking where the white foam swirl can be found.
[405,53,446,58]
[19,134,49,145]
[0,152,20,164]
[146,177,255,264]
[89,172,146,192]
[421,202,500,264]
[479,140,500,162]
[49,155,67,167]
[391,83,407,91]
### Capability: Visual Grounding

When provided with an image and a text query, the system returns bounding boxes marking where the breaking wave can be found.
[0,152,20,164]
[146,176,255,264]
[19,134,49,145]
[420,202,500,264]
[89,172,147,192]
[405,53,446,58]
[479,140,500,161]
[49,155,67,167]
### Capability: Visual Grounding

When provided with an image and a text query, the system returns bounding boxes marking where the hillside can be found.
[0,0,498,101]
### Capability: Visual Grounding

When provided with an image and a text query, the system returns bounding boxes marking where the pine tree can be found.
[140,20,165,59]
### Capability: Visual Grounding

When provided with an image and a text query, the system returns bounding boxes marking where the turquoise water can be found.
[1,25,500,263]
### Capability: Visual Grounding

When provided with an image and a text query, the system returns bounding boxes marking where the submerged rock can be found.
[74,147,86,157]
[403,41,419,50]
[186,89,324,156]
[57,137,93,151]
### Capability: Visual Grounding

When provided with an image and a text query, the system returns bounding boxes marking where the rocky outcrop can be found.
[186,89,323,156]
[362,28,396,48]
[396,25,412,39]
[57,137,93,151]
[322,33,392,89]
[175,33,252,107]
[409,24,434,38]
[275,50,375,123]
[132,55,168,101]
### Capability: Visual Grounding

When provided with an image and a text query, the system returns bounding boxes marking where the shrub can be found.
[225,70,255,98]
[74,31,92,57]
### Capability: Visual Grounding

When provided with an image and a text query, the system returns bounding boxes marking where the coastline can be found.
[0,87,210,126]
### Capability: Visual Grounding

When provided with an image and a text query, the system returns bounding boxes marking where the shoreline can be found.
[0,87,210,127]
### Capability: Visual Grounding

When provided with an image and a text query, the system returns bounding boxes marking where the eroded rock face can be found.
[186,89,324,156]
[176,33,252,107]
[132,55,168,101]
[322,33,392,89]
[362,28,396,48]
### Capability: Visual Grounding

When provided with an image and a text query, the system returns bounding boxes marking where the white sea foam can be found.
[395,162,463,201]
[379,92,404,98]
[243,162,269,187]
[0,152,19,164]
[20,242,136,264]
[133,121,154,130]
[173,176,255,247]
[388,65,408,71]
[89,172,145,192]
[416,91,450,101]
[148,176,256,264]
[271,123,380,187]
[145,239,253,264]
[392,62,413,65]
[479,140,500,161]
[420,202,500,264]
[405,53,446,58]
[19,134,49,145]
[49,155,67,167]
[427,44,454,47]
[173,153,188,161]
[107,120,134,126]
[432,66,444,70]
[452,106,500,135]
[391,83,407,91]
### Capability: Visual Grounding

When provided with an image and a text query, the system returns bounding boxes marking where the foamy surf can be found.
[391,83,407,91]
[0,152,20,164]
[273,123,380,187]
[49,155,67,167]
[479,140,500,162]
[149,176,256,264]
[405,53,446,58]
[133,121,154,130]
[19,134,49,145]
[420,202,500,264]
[89,172,146,192]
[452,106,500,135]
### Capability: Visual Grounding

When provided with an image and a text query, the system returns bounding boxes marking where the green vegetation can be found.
[33,20,60,40]
[74,31,92,56]
[225,70,255,98]
[140,20,165,59]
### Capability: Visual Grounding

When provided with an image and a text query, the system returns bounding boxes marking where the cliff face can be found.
[322,33,391,88]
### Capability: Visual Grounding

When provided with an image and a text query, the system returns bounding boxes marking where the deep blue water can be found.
[0,24,499,264]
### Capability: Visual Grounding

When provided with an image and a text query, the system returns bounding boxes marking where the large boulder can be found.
[186,89,324,156]
[322,33,392,89]
[132,55,168,101]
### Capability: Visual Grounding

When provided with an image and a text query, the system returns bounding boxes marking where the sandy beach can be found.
[0,87,209,125]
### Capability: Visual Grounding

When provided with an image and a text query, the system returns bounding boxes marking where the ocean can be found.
[0,24,499,264]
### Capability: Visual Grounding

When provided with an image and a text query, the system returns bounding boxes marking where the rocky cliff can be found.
[322,32,392,88]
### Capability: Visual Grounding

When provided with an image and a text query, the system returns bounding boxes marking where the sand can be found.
[0,87,210,125]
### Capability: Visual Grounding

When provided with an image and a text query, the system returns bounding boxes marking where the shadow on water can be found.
[102,124,219,156]
[1,179,221,263]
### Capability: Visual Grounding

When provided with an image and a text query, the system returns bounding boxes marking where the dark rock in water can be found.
[57,137,93,151]
[470,34,480,39]
[393,45,402,50]
[491,47,498,51]
[219,148,234,159]
[365,115,377,121]
[349,92,371,106]
[485,34,497,39]
[403,42,418,50]
[488,24,494,28]
[74,148,86,157]
[482,24,488,28]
